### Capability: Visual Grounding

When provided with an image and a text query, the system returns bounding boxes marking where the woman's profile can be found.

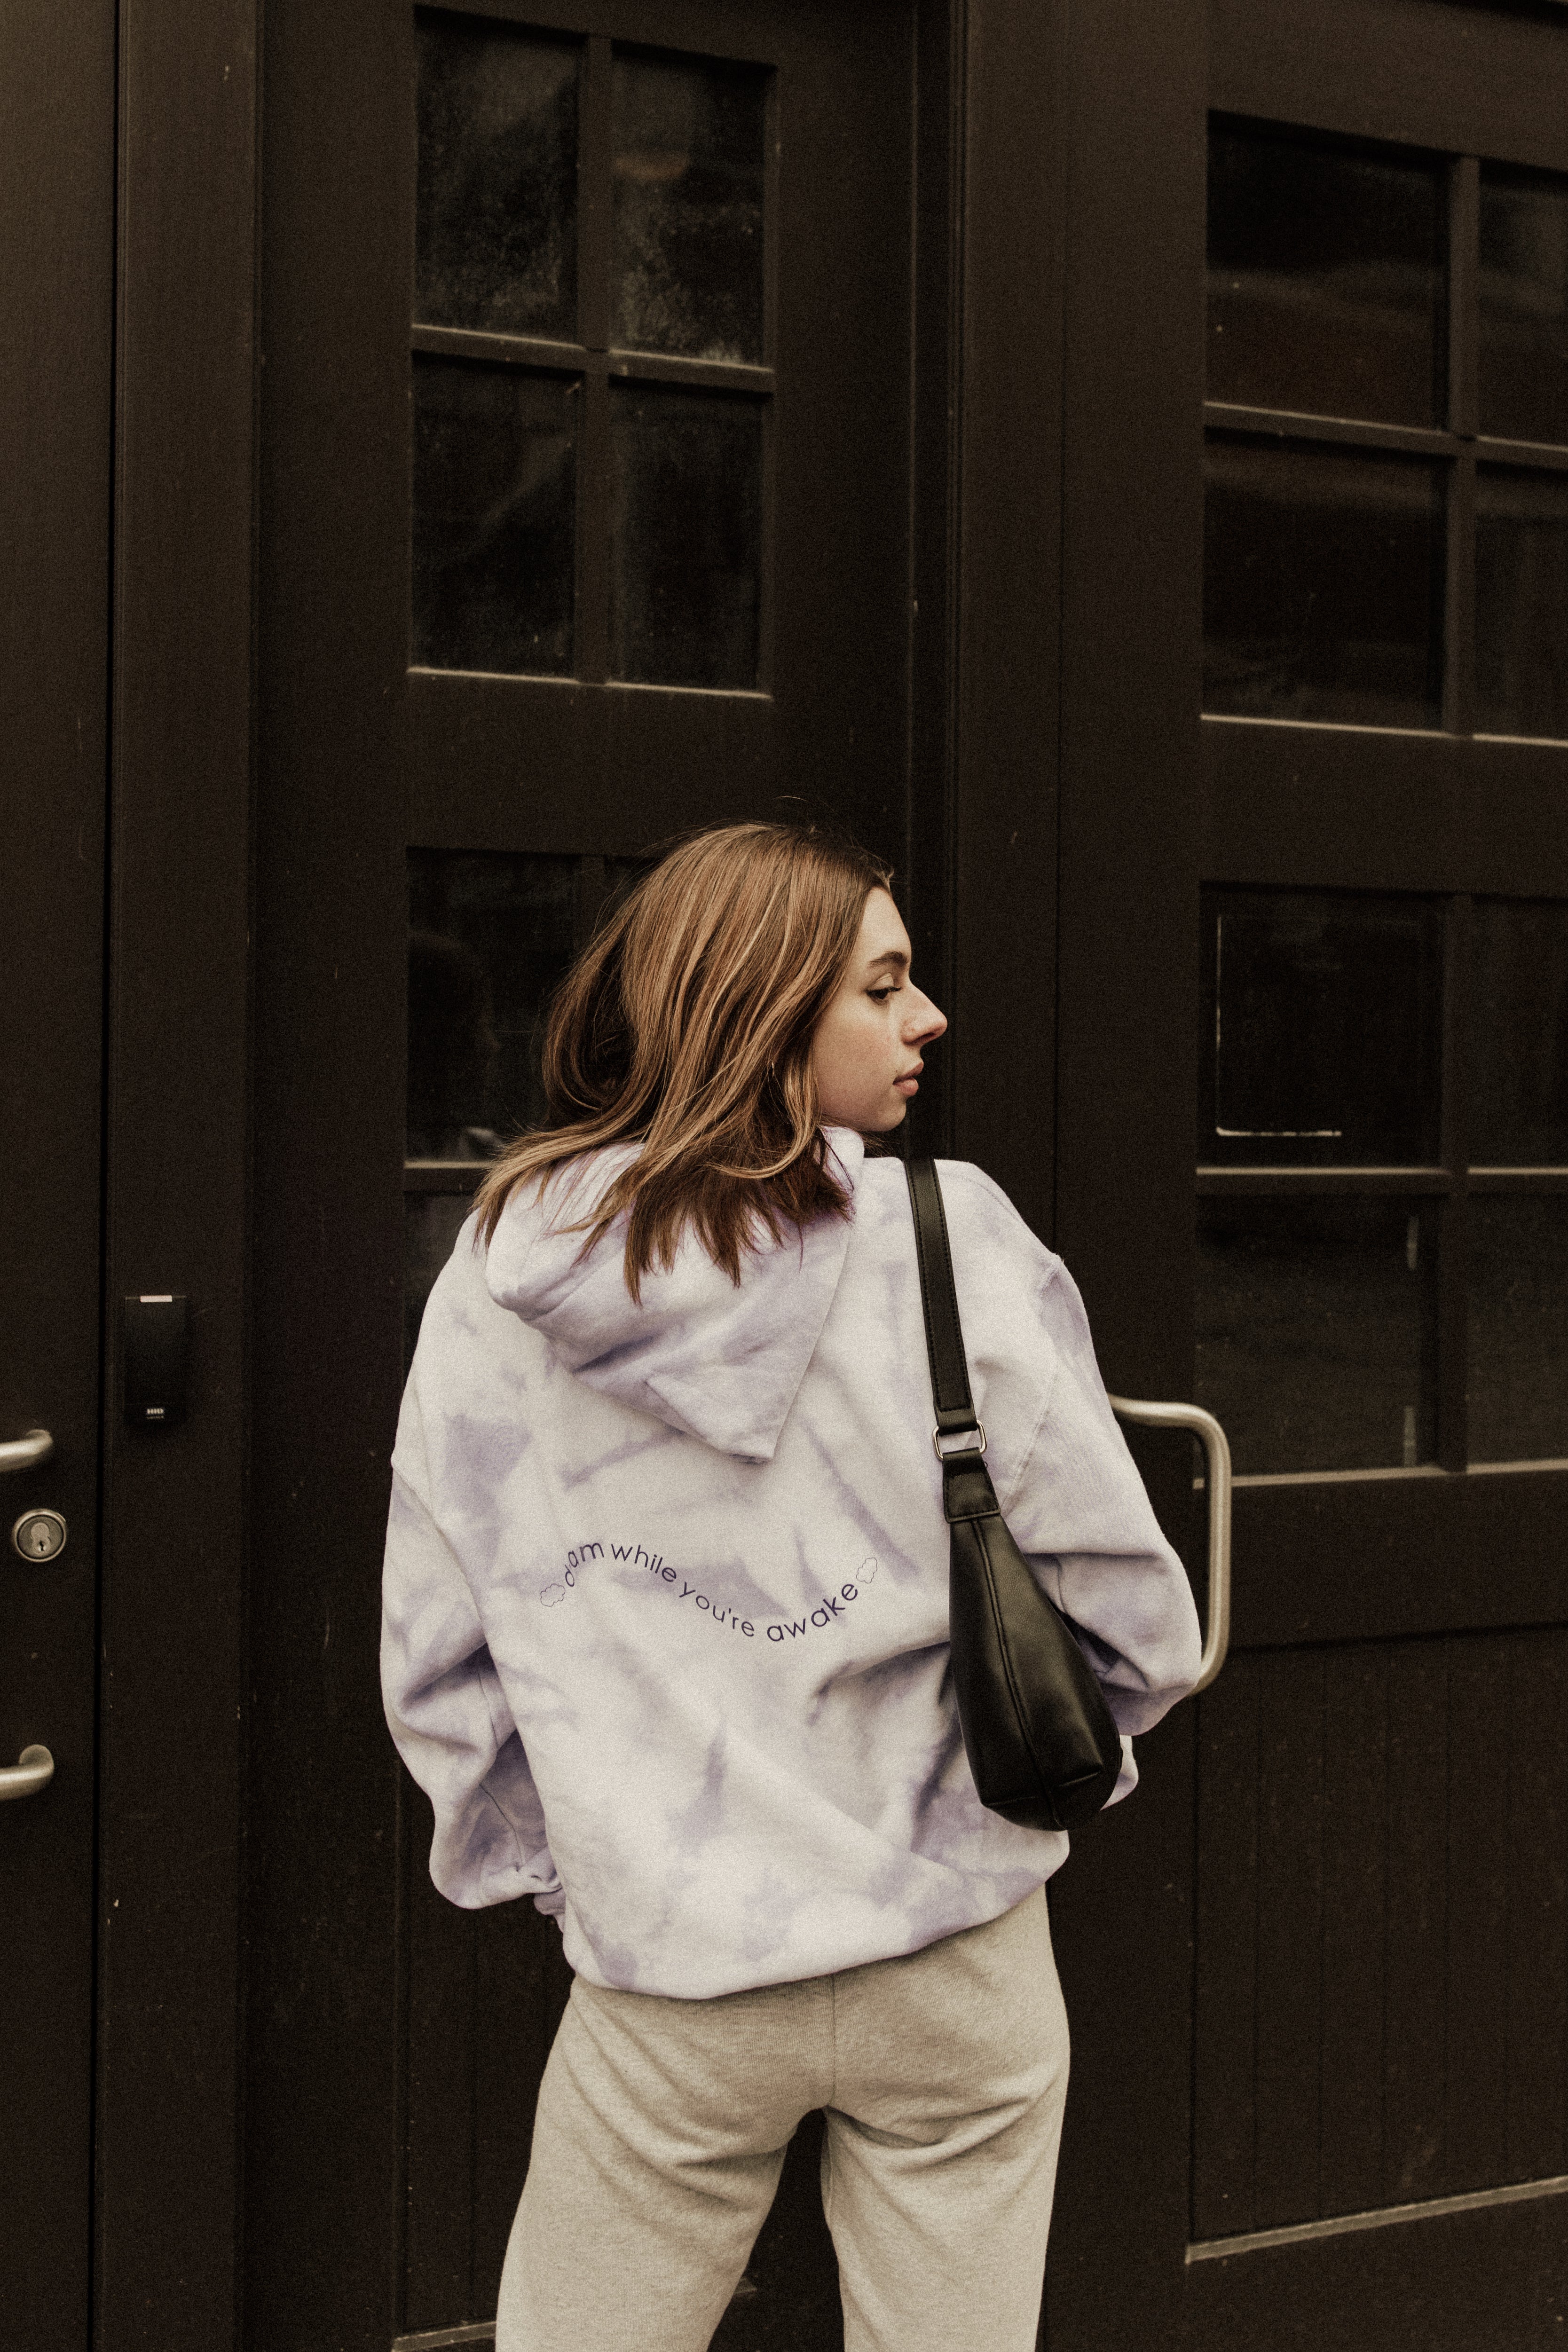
[381,819,1201,2352]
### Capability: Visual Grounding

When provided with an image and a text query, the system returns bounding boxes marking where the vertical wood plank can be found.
[1318,1644,1388,2218]
[1043,4,1206,2345]
[250,3,411,2339]
[1506,1630,1568,2182]
[1444,1636,1513,2193]
[1192,1661,1261,2241]
[1252,1652,1327,2227]
[403,1846,478,2332]
[948,0,1067,1236]
[99,0,257,2340]
[1384,1641,1450,2203]
[470,1900,574,2313]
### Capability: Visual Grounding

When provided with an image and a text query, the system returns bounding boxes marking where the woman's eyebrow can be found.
[867,949,909,974]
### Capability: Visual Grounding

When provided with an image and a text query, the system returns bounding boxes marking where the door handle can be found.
[0,1429,53,1474]
[1108,1397,1232,1693]
[0,1745,54,1801]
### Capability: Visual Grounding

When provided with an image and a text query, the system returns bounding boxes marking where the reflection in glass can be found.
[1201,890,1443,1166]
[613,52,766,364]
[1196,1196,1439,1475]
[1480,165,1568,448]
[1471,900,1568,1164]
[406,1192,477,1370]
[1475,468,1568,741]
[416,13,580,339]
[611,387,762,687]
[1468,1197,1568,1462]
[407,851,578,1159]
[412,361,576,675]
[1207,118,1446,427]
[1204,438,1444,727]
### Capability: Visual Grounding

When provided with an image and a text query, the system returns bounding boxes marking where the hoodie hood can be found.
[484,1128,866,1463]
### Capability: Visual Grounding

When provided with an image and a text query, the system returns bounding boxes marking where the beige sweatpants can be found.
[494,1887,1069,2352]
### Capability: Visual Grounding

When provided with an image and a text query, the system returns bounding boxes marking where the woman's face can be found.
[810,888,947,1133]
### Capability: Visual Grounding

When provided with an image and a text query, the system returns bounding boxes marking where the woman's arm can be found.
[1006,1258,1205,1740]
[381,1422,563,1917]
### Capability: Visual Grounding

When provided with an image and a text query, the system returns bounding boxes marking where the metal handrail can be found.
[1108,1397,1232,1692]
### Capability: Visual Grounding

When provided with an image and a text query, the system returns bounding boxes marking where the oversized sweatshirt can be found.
[381,1130,1202,2000]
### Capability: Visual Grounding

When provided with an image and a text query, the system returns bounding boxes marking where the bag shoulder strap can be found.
[904,1159,1000,1524]
[904,1158,975,1436]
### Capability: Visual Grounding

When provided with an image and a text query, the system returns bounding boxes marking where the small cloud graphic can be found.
[541,1583,567,1607]
[859,1558,878,1582]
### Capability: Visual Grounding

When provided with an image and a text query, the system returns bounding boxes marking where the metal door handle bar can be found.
[0,1429,53,1473]
[0,1746,54,1801]
[1108,1397,1231,1693]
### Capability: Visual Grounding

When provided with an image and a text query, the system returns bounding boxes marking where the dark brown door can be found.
[0,6,114,2346]
[1043,4,1568,2348]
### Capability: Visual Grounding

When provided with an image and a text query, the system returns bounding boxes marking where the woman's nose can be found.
[906,990,947,1043]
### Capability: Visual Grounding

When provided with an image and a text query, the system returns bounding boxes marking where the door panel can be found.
[0,5,114,2345]
[1195,1635,1568,2238]
[395,7,914,2331]
[1176,2,1568,2339]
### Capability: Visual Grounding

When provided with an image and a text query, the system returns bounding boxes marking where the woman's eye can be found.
[867,984,899,1003]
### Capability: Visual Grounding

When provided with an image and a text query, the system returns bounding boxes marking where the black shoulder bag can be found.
[906,1157,1124,1833]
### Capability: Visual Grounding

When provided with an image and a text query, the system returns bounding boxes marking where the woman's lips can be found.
[894,1068,922,1096]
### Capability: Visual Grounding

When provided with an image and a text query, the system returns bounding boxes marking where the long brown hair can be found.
[473,821,893,1297]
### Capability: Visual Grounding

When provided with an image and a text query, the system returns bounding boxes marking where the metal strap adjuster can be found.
[933,1423,987,1461]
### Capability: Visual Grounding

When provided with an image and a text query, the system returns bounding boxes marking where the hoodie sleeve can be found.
[1004,1257,1204,1744]
[381,1396,563,1920]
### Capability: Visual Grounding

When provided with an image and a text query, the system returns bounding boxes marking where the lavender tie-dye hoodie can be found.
[381,1129,1201,2000]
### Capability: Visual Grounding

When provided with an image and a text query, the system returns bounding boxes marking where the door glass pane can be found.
[1467,1197,1568,1461]
[610,386,762,686]
[407,850,579,1160]
[412,359,577,676]
[405,852,642,1366]
[1480,164,1568,448]
[1203,437,1444,728]
[1207,118,1446,427]
[612,51,767,364]
[1196,1196,1439,1475]
[1471,900,1568,1164]
[1474,467,1568,741]
[1201,890,1444,1166]
[415,12,580,339]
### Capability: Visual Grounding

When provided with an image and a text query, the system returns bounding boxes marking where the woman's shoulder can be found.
[853,1153,1063,1278]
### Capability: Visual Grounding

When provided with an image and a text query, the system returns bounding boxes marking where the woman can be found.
[381,821,1201,2352]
